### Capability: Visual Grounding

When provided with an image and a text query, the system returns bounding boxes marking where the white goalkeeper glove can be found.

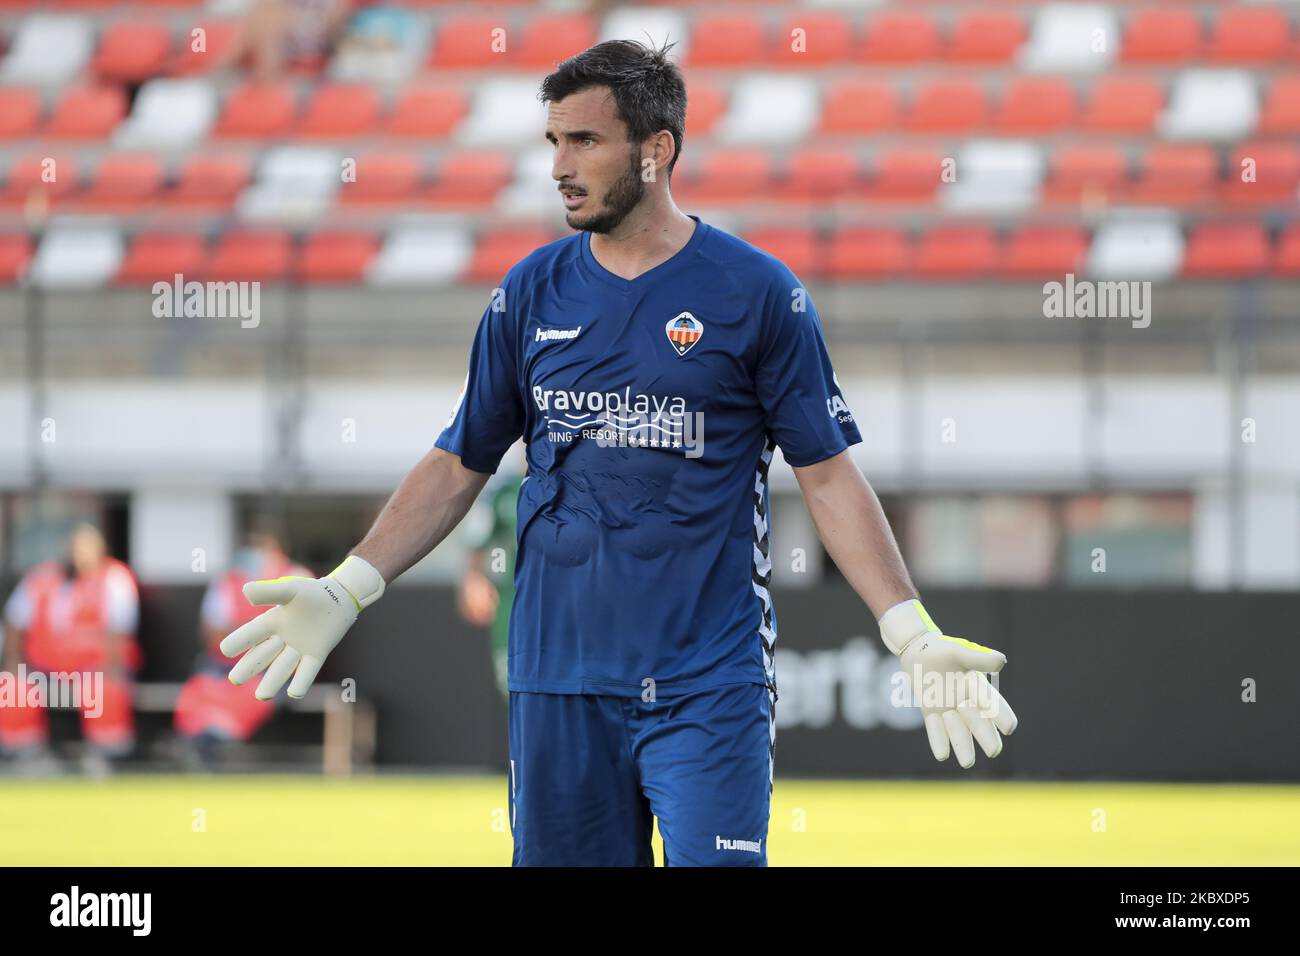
[220,555,385,700]
[879,598,1018,769]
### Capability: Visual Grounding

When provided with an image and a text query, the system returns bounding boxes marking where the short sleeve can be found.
[3,578,33,629]
[198,579,227,630]
[754,268,862,467]
[435,281,526,475]
[103,565,139,634]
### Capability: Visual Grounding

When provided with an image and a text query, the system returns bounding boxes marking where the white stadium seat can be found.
[714,76,818,145]
[366,225,473,285]
[1019,4,1119,73]
[1160,70,1259,142]
[942,141,1045,213]
[115,79,219,150]
[600,8,690,59]
[1087,216,1184,280]
[457,78,548,148]
[0,15,94,85]
[29,224,124,288]
[236,146,343,222]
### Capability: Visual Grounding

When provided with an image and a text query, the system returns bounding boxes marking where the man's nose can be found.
[552,145,573,180]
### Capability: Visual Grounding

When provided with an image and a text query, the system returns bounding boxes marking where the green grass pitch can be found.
[2,775,1296,866]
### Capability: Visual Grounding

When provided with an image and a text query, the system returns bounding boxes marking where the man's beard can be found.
[566,150,646,234]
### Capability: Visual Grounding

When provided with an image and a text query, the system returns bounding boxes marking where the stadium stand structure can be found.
[0,0,1297,286]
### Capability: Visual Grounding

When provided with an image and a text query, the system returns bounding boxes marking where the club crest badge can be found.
[665,312,703,356]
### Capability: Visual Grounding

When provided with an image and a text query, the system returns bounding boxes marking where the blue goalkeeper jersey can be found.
[436,215,862,698]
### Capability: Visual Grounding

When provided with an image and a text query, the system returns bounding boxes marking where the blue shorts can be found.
[507,682,775,867]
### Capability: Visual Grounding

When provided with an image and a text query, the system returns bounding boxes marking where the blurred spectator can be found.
[331,5,420,83]
[173,529,313,771]
[216,0,355,81]
[0,523,141,777]
[456,453,523,701]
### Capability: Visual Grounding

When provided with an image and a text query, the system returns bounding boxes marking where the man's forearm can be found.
[350,447,492,584]
[793,451,917,620]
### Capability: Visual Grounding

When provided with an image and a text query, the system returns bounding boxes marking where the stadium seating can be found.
[0,1,1295,286]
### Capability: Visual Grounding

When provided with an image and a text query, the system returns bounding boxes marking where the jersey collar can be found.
[578,214,708,294]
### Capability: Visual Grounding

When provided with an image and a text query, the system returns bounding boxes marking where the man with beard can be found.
[218,39,1018,866]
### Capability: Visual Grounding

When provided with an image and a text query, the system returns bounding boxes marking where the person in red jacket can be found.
[173,530,313,770]
[0,523,140,776]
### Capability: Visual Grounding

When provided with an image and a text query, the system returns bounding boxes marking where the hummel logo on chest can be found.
[536,325,582,343]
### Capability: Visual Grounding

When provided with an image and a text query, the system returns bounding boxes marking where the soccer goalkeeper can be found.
[221,39,1017,866]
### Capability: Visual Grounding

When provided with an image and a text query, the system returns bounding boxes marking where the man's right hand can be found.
[220,555,385,700]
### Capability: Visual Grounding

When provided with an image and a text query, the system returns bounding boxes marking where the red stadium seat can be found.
[774,147,860,201]
[1221,143,1300,206]
[170,21,238,75]
[423,149,512,207]
[1044,145,1128,204]
[1001,226,1088,279]
[207,230,293,282]
[92,21,172,82]
[429,15,513,69]
[1181,224,1270,278]
[116,232,206,285]
[0,88,41,139]
[676,149,773,204]
[44,86,127,139]
[165,153,252,210]
[0,154,80,209]
[1083,77,1163,133]
[826,227,910,279]
[1260,76,1300,134]
[516,14,597,69]
[866,147,944,202]
[76,153,166,211]
[909,80,988,133]
[295,231,380,284]
[770,12,854,67]
[296,84,383,139]
[1209,8,1291,63]
[1271,223,1300,276]
[384,87,467,138]
[338,152,423,206]
[949,12,1025,64]
[214,83,298,139]
[861,12,942,63]
[914,226,999,279]
[818,80,900,135]
[1122,10,1202,63]
[0,234,33,284]
[996,78,1077,134]
[687,15,765,67]
[681,79,726,137]
[1128,145,1218,206]
[466,227,558,283]
[741,227,822,279]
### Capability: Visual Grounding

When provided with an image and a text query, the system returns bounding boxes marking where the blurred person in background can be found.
[0,523,141,778]
[173,528,313,772]
[457,453,525,701]
[216,0,355,81]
